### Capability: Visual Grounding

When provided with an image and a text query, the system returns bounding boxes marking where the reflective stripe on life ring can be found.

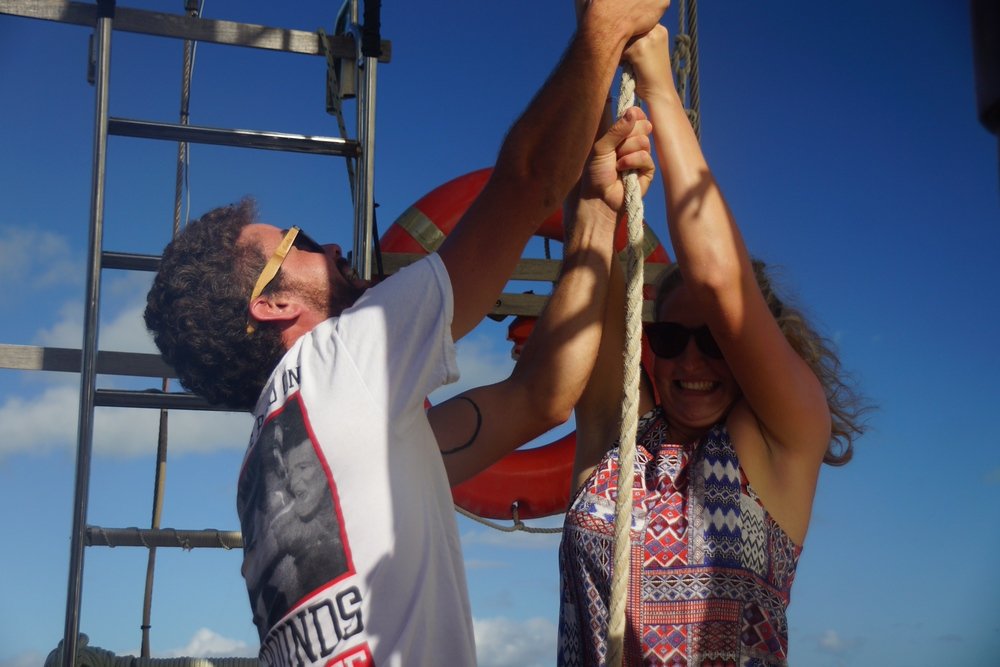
[381,168,670,520]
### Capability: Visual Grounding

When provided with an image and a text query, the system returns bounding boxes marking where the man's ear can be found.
[248,292,304,327]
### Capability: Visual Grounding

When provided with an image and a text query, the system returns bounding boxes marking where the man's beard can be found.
[329,281,367,316]
[293,277,366,320]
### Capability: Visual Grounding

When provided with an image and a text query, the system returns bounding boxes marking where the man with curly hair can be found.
[144,2,667,664]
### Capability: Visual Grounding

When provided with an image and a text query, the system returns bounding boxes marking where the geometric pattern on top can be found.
[557,409,802,666]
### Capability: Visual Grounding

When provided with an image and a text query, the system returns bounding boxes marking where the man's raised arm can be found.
[438,0,670,340]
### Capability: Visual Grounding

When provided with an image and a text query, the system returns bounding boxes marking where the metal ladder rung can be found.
[102,251,159,271]
[95,388,228,412]
[0,344,174,378]
[0,0,391,60]
[109,117,360,156]
[85,526,243,550]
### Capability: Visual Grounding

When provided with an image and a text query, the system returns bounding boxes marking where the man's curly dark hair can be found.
[144,198,286,410]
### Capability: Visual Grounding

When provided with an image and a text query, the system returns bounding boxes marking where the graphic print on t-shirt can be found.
[238,395,350,638]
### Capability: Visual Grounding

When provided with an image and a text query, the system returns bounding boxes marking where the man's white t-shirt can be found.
[237,254,476,666]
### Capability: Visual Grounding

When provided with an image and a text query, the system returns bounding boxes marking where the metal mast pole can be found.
[351,0,380,281]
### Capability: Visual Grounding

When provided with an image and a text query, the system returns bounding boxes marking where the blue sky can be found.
[1,1,998,666]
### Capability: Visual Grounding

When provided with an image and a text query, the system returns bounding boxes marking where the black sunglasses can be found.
[287,228,324,253]
[644,322,723,359]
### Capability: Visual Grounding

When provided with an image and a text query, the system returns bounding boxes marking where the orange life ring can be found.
[380,168,671,519]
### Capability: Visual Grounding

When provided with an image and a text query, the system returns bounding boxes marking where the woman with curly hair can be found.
[558,25,870,666]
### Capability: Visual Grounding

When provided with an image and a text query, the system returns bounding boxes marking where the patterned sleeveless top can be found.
[558,408,802,666]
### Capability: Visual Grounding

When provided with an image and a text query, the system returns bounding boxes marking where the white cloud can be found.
[0,380,251,460]
[474,616,557,667]
[817,629,861,655]
[0,265,250,461]
[34,300,86,348]
[0,383,81,458]
[819,629,845,652]
[35,273,156,353]
[0,651,46,667]
[159,628,257,659]
[114,629,257,660]
[98,272,159,353]
[0,225,81,289]
[92,405,252,457]
[98,298,158,353]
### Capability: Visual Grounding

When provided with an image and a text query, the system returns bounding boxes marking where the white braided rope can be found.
[606,63,645,667]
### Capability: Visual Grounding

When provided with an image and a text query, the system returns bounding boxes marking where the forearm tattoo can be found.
[440,396,482,455]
